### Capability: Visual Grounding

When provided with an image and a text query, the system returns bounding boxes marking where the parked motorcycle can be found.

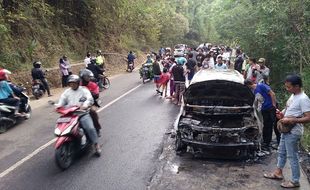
[53,106,91,170]
[139,63,153,84]
[32,79,46,99]
[0,85,32,133]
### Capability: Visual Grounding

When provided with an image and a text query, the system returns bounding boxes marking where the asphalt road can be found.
[0,71,179,190]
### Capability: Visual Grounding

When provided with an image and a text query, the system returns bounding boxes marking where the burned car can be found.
[175,69,262,158]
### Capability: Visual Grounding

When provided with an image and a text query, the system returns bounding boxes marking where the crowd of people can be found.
[142,43,310,189]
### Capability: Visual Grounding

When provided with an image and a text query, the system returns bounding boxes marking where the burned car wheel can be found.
[175,132,187,154]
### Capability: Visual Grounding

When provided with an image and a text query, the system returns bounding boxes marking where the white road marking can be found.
[0,84,142,178]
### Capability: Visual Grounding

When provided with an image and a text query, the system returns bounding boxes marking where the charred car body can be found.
[175,69,262,158]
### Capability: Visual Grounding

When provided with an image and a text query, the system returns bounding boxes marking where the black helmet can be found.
[79,69,94,79]
[67,74,80,84]
[90,58,96,64]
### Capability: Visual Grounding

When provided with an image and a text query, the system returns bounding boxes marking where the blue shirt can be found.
[0,80,13,99]
[254,83,273,110]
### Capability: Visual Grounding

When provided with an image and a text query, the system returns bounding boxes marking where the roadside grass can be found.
[302,124,310,152]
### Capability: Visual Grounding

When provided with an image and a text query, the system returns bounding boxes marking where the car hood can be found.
[184,70,254,106]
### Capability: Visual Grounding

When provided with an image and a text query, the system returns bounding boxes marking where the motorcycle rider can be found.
[87,58,104,91]
[127,51,136,70]
[96,50,106,70]
[0,69,24,116]
[56,74,101,156]
[0,69,28,114]
[31,61,52,97]
[79,69,102,136]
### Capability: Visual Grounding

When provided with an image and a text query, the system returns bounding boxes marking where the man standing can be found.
[256,57,270,83]
[185,52,196,83]
[234,49,244,73]
[263,74,310,188]
[171,58,185,105]
[195,49,205,69]
[59,56,71,88]
[245,79,276,151]
[215,56,228,70]
[245,58,260,82]
[153,55,162,93]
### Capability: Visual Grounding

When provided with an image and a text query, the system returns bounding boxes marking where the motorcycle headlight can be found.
[54,128,61,136]
[62,125,72,136]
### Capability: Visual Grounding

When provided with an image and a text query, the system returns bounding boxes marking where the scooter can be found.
[139,63,153,84]
[32,79,46,99]
[0,86,32,133]
[53,106,91,170]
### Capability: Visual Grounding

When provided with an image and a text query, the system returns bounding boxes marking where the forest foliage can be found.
[0,0,309,84]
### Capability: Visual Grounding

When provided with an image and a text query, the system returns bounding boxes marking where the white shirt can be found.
[57,86,94,108]
[215,63,228,70]
[84,57,91,67]
[285,92,310,135]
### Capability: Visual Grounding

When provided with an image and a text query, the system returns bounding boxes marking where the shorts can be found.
[154,75,161,83]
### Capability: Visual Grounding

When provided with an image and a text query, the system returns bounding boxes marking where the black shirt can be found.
[172,65,185,82]
[186,58,196,73]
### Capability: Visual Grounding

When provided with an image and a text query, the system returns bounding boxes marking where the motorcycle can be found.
[32,79,46,99]
[139,63,153,84]
[97,73,110,91]
[0,85,32,133]
[127,61,134,72]
[54,106,91,170]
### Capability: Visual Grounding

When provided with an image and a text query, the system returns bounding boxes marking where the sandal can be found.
[263,172,284,180]
[280,181,300,188]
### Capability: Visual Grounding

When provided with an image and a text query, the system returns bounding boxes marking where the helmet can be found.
[0,70,6,80]
[258,58,265,64]
[79,69,94,80]
[33,61,42,68]
[90,58,96,64]
[97,49,102,54]
[67,74,80,84]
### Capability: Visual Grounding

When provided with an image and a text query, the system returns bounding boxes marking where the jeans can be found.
[262,107,276,146]
[277,133,301,183]
[61,75,69,87]
[40,78,51,95]
[79,114,98,144]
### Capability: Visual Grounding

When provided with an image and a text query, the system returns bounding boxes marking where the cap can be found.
[258,58,265,63]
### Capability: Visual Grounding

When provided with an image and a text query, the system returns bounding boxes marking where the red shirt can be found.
[83,81,99,95]
[159,73,171,85]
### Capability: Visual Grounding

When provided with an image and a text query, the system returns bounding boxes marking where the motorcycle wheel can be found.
[0,123,8,134]
[102,77,110,89]
[55,142,74,170]
[142,73,146,84]
[25,105,32,119]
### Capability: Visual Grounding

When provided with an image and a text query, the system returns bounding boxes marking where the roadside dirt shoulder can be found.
[148,130,310,190]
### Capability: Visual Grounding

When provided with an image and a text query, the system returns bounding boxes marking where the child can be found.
[158,68,171,97]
